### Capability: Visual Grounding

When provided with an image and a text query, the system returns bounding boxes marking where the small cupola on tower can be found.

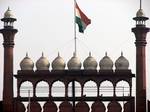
[133,1,148,26]
[1,7,16,29]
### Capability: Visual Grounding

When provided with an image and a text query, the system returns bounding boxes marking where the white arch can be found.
[99,80,114,96]
[36,81,49,97]
[115,80,130,96]
[51,81,65,97]
[84,80,97,97]
[20,81,33,97]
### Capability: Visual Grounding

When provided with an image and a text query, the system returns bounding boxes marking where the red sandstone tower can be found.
[132,5,150,112]
[0,8,18,112]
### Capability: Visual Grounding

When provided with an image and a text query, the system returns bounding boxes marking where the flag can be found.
[76,3,91,33]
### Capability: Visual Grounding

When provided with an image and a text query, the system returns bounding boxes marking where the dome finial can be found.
[73,52,77,57]
[58,52,60,57]
[89,52,91,57]
[26,52,28,57]
[121,51,123,56]
[105,52,107,56]
[42,52,44,57]
[7,6,10,11]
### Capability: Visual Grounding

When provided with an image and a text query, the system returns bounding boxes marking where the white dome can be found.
[20,53,34,70]
[36,53,50,70]
[52,53,66,70]
[115,52,129,70]
[67,52,81,70]
[136,9,145,17]
[83,52,97,70]
[99,52,113,70]
[4,7,14,18]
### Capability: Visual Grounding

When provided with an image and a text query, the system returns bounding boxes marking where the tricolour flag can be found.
[76,3,91,33]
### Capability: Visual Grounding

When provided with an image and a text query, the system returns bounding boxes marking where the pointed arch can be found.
[99,80,114,97]
[36,81,49,97]
[20,81,33,97]
[51,80,65,97]
[115,80,130,96]
[83,80,97,97]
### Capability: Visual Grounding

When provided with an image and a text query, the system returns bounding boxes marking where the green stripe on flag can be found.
[76,16,84,33]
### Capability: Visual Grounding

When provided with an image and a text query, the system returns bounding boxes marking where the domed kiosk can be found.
[115,52,129,70]
[52,53,66,70]
[67,52,81,70]
[36,53,50,70]
[99,52,113,70]
[20,53,34,70]
[83,52,97,70]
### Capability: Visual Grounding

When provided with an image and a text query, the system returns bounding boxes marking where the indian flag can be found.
[76,3,91,33]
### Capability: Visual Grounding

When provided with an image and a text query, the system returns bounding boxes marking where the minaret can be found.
[131,1,150,112]
[0,8,18,112]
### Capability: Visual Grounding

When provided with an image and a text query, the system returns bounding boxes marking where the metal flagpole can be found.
[72,1,76,112]
[74,0,77,54]
[123,87,124,110]
[28,90,31,112]
[140,0,142,9]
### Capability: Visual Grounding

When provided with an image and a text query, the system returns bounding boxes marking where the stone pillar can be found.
[132,12,150,112]
[0,8,18,112]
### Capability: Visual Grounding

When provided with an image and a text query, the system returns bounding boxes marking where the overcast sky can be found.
[0,0,150,100]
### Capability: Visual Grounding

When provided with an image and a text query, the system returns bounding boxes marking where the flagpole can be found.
[28,90,31,112]
[123,87,124,109]
[140,0,142,9]
[74,0,77,54]
[73,1,76,112]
